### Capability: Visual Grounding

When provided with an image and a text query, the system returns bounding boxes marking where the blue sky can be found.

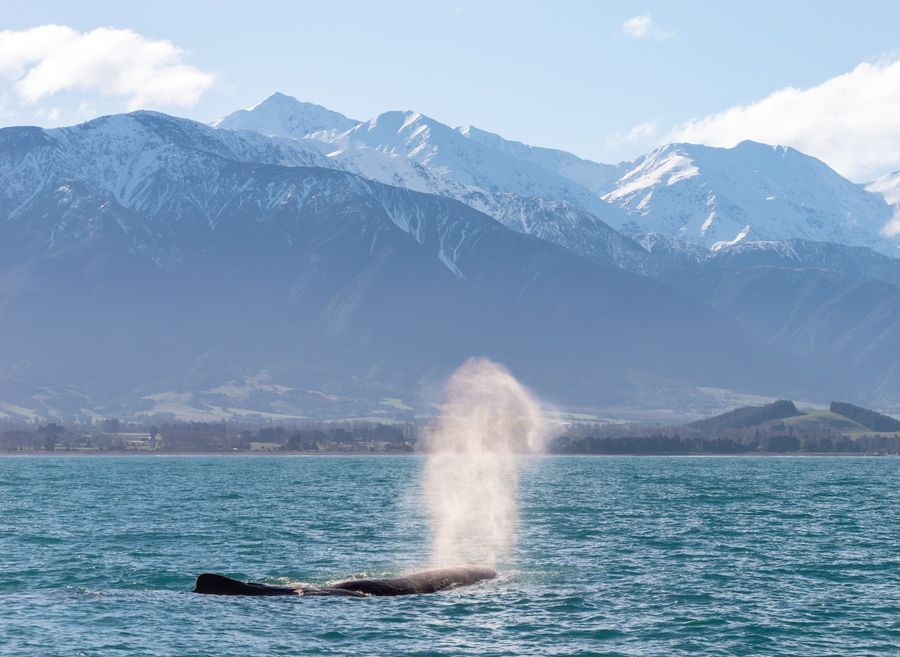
[3,1,900,179]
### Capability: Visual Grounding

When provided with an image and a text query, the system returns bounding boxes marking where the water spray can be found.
[422,357,549,567]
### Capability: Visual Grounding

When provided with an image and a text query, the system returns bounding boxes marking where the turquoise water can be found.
[1,456,898,656]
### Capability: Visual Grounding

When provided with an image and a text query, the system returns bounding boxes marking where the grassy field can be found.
[780,410,871,433]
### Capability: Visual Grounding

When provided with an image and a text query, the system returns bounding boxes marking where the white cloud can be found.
[620,15,673,41]
[605,120,660,149]
[883,209,900,238]
[668,58,900,181]
[0,25,214,110]
[625,120,659,142]
[77,99,97,117]
[36,106,60,121]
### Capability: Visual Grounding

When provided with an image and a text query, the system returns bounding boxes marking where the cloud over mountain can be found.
[668,58,900,181]
[0,25,214,110]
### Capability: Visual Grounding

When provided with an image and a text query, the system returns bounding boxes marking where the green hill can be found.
[689,400,802,432]
[779,411,870,433]
[830,401,900,432]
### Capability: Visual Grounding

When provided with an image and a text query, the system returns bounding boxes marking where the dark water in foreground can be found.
[1,456,898,656]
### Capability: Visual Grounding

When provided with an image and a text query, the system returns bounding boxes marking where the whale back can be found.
[331,565,497,596]
[194,573,299,596]
[193,565,496,597]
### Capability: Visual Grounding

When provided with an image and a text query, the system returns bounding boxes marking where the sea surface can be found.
[1,455,898,656]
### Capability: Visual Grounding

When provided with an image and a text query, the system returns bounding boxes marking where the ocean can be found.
[1,455,897,656]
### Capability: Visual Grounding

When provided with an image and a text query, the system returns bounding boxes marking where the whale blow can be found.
[423,358,549,567]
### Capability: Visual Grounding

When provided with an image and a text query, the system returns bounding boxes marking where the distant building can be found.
[250,442,281,452]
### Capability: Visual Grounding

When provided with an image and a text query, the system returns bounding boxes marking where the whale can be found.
[193,565,497,597]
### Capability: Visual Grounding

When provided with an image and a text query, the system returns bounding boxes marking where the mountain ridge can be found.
[213,93,900,260]
[0,110,816,421]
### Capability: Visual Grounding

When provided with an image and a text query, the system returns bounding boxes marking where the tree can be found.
[39,423,64,451]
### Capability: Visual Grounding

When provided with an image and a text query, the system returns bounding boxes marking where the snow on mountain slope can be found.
[214,95,900,266]
[0,111,640,287]
[216,94,618,205]
[459,125,624,196]
[326,110,613,211]
[328,111,645,265]
[0,110,333,222]
[212,92,359,139]
[213,96,643,267]
[466,193,649,268]
[867,170,900,205]
[0,112,362,272]
[0,110,635,280]
[602,141,899,256]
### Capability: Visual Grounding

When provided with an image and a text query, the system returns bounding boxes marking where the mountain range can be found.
[2,92,899,422]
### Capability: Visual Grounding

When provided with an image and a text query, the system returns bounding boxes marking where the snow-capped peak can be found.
[330,109,618,209]
[349,110,436,153]
[212,92,359,140]
[602,141,899,255]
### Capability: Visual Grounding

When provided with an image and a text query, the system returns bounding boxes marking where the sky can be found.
[2,1,900,181]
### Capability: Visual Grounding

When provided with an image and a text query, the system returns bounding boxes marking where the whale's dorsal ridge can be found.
[193,565,497,597]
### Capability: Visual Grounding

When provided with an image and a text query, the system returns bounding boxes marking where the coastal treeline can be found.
[555,399,900,454]
[0,420,418,453]
[2,418,899,454]
[551,429,900,455]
